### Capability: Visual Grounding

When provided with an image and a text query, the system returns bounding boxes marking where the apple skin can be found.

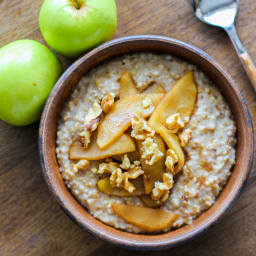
[0,39,62,126]
[39,0,117,58]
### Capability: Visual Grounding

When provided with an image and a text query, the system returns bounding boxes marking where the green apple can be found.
[39,0,117,58]
[0,39,62,126]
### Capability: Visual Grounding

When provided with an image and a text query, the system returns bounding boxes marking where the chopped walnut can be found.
[127,166,144,179]
[79,130,91,148]
[142,96,155,115]
[179,128,192,147]
[96,162,119,175]
[133,160,141,166]
[110,166,144,193]
[85,102,102,125]
[151,173,174,202]
[110,168,124,187]
[72,159,90,173]
[165,149,178,174]
[101,93,115,113]
[120,154,131,170]
[166,113,185,133]
[93,160,144,193]
[142,97,153,109]
[91,167,97,174]
[84,116,102,132]
[131,112,155,140]
[129,160,141,169]
[79,102,103,148]
[123,172,135,193]
[123,173,135,193]
[141,137,163,165]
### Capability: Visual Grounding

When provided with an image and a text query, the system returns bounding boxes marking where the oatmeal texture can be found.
[56,53,236,233]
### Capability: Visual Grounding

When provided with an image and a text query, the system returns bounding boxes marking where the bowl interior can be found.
[39,36,254,250]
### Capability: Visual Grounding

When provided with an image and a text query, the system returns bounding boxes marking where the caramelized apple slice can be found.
[112,203,179,232]
[140,195,162,208]
[143,83,166,94]
[159,126,184,173]
[119,70,138,98]
[97,93,164,149]
[97,177,145,196]
[149,72,197,132]
[137,135,166,194]
[69,133,135,160]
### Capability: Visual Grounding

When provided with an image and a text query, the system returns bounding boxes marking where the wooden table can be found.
[1,0,256,255]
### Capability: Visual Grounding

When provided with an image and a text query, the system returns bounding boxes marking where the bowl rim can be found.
[39,35,254,250]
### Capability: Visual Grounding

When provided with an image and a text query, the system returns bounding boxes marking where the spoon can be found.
[189,0,256,91]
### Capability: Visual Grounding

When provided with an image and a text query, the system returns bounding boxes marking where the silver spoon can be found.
[189,0,256,91]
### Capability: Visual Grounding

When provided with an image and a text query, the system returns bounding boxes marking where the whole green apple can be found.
[39,0,117,58]
[0,39,62,126]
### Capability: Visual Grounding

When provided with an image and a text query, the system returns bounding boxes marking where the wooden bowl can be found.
[39,35,254,250]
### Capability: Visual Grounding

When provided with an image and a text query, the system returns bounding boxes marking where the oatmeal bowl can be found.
[39,35,254,250]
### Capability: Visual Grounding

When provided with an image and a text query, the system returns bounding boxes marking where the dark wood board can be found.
[0,0,256,255]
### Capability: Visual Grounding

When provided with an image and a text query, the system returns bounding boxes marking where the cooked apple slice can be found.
[140,195,162,208]
[149,72,197,132]
[97,93,164,149]
[97,177,145,196]
[137,134,166,194]
[159,126,184,173]
[69,133,135,160]
[143,83,166,94]
[119,70,138,98]
[112,203,179,232]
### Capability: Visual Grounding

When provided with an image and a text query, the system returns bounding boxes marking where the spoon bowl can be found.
[189,0,256,92]
[190,0,238,28]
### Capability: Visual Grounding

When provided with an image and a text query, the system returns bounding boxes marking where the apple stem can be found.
[70,0,82,9]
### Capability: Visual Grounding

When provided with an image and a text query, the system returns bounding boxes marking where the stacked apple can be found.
[0,0,117,126]
[39,0,117,58]
[69,71,198,231]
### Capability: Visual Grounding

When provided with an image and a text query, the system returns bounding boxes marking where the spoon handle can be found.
[224,24,256,92]
[240,52,256,90]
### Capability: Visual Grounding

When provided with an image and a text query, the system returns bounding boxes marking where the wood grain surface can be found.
[0,0,256,255]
